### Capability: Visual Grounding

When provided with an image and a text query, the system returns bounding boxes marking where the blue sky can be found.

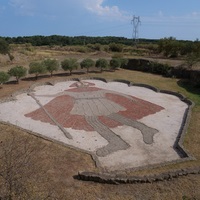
[0,0,200,40]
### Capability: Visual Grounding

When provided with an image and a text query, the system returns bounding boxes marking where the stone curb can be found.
[77,167,200,184]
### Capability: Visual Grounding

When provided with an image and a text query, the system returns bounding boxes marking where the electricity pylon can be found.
[131,15,141,46]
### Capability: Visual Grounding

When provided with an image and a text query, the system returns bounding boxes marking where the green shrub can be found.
[110,58,121,71]
[0,71,10,87]
[8,66,27,83]
[109,43,123,52]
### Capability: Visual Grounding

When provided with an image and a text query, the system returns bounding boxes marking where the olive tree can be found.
[119,58,128,68]
[61,58,79,75]
[29,61,47,80]
[0,38,14,61]
[80,58,95,73]
[158,37,180,58]
[109,58,121,71]
[95,58,108,72]
[8,66,27,83]
[42,58,59,76]
[0,71,10,88]
[109,43,123,52]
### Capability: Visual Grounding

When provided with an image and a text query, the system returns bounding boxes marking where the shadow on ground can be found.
[177,79,200,97]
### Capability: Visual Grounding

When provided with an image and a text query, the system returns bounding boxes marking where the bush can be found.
[95,58,108,72]
[109,43,123,52]
[150,62,171,76]
[8,66,27,83]
[80,58,95,73]
[0,71,10,87]
[61,58,79,75]
[29,61,47,79]
[87,43,101,51]
[124,59,172,77]
[119,58,128,68]
[110,58,121,71]
[42,58,59,76]
[103,45,109,52]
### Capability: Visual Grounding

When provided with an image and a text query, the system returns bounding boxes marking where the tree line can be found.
[1,35,136,46]
[158,37,200,56]
[157,37,200,68]
[0,57,128,87]
[1,35,199,55]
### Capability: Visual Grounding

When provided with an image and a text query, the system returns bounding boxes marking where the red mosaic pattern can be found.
[25,85,164,131]
[105,93,163,120]
[25,95,94,131]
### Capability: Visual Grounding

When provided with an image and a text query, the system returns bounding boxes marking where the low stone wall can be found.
[159,90,186,100]
[112,79,131,85]
[130,82,159,92]
[77,167,200,184]
[89,77,107,83]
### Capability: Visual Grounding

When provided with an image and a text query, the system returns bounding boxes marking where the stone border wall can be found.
[0,77,196,183]
[130,82,159,92]
[77,167,200,184]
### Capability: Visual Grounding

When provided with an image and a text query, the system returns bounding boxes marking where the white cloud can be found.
[83,0,129,20]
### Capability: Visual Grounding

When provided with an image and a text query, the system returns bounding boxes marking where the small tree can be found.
[109,43,123,52]
[95,58,108,72]
[158,37,180,58]
[29,61,47,80]
[61,58,79,75]
[80,58,95,73]
[0,71,10,88]
[0,38,14,61]
[119,58,128,68]
[8,66,27,83]
[43,58,59,77]
[109,55,128,69]
[109,58,121,71]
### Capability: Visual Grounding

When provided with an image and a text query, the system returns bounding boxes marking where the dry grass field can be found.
[0,46,200,199]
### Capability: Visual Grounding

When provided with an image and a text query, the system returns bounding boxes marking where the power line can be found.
[131,15,141,46]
